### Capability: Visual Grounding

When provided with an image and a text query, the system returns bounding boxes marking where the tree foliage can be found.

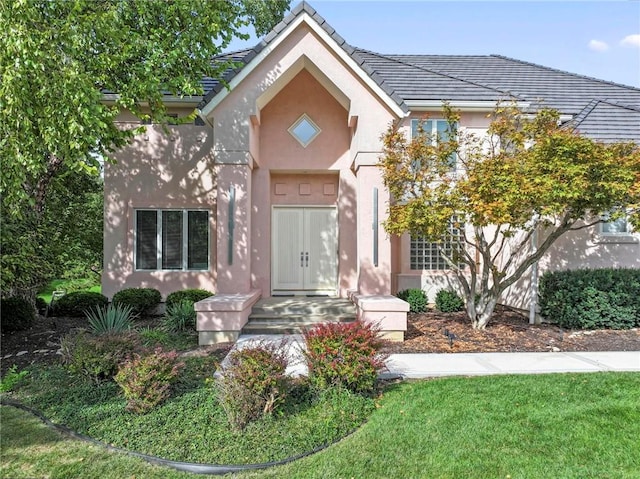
[380,103,640,329]
[1,0,288,214]
[0,0,289,298]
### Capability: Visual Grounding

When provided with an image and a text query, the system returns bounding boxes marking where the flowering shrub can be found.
[115,348,184,414]
[303,320,387,395]
[216,343,290,430]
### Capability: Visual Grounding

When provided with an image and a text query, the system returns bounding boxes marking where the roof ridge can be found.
[598,98,640,113]
[356,48,523,100]
[490,54,640,92]
[568,99,600,130]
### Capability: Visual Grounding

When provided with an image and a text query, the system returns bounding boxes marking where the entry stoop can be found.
[242,297,356,335]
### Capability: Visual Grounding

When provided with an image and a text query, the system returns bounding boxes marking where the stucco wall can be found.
[102,116,216,300]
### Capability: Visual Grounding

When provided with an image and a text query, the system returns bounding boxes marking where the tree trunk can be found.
[470,294,499,330]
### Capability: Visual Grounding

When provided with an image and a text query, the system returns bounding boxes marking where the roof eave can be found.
[405,100,531,112]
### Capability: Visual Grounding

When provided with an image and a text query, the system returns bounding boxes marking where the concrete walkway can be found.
[222,334,640,379]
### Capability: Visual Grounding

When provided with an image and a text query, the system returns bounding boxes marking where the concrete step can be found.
[242,316,355,335]
[250,298,355,317]
[243,297,356,335]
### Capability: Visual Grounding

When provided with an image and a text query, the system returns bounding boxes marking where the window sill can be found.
[593,234,639,245]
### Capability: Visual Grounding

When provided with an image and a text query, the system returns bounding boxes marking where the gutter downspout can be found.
[529,214,539,324]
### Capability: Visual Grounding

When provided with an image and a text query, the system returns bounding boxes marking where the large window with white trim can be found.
[410,217,465,270]
[135,210,209,271]
[411,118,458,168]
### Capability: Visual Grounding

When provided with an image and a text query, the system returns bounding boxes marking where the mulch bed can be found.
[383,306,640,354]
[2,307,638,376]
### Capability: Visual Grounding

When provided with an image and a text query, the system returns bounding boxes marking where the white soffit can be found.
[199,13,405,118]
[405,100,531,111]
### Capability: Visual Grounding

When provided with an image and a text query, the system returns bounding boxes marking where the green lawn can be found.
[3,372,639,479]
[38,278,101,304]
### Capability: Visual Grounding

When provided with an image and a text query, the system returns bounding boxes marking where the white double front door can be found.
[271,207,338,294]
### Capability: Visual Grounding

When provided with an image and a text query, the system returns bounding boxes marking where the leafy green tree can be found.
[380,104,640,329]
[0,0,289,298]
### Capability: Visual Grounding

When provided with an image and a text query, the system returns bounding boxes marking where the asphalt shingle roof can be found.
[199,1,640,143]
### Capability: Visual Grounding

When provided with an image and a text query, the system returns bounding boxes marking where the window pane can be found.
[411,119,432,139]
[602,217,628,234]
[136,211,157,270]
[436,120,457,168]
[162,211,183,269]
[188,211,209,270]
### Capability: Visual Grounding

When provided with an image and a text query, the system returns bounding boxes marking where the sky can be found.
[226,0,640,88]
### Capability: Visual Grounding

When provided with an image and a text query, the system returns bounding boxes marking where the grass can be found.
[3,372,639,478]
[9,359,372,465]
[38,278,101,304]
[0,406,192,479]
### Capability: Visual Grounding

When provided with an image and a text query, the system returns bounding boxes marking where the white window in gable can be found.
[135,210,209,271]
[410,217,465,270]
[289,114,321,147]
[410,119,458,168]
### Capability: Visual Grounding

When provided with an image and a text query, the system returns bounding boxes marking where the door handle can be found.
[300,252,304,267]
[305,252,309,267]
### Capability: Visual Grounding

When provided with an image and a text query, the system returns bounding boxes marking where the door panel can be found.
[304,208,337,290]
[272,208,304,290]
[272,207,337,293]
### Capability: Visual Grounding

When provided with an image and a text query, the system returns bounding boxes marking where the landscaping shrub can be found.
[539,268,640,329]
[60,331,139,382]
[216,342,290,430]
[165,289,213,309]
[52,291,108,317]
[435,289,465,313]
[303,320,387,395]
[112,288,161,317]
[0,296,36,332]
[86,303,135,335]
[163,300,196,332]
[0,365,29,392]
[115,348,184,414]
[397,288,428,313]
[138,327,170,347]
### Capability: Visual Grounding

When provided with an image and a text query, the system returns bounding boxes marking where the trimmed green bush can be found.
[52,291,108,317]
[115,348,184,414]
[397,288,428,313]
[60,331,139,382]
[303,320,387,395]
[216,342,290,430]
[165,289,213,309]
[0,296,36,332]
[112,288,161,317]
[163,300,196,332]
[435,289,465,313]
[539,268,640,329]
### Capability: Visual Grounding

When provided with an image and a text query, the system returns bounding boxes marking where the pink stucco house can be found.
[103,2,640,344]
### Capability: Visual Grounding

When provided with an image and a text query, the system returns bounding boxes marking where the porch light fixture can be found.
[288,114,321,147]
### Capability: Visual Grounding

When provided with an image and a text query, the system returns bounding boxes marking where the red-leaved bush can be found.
[303,320,387,394]
[114,347,184,414]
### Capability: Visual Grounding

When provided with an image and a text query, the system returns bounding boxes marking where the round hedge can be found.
[165,289,213,309]
[112,288,162,317]
[0,297,36,333]
[52,292,108,317]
